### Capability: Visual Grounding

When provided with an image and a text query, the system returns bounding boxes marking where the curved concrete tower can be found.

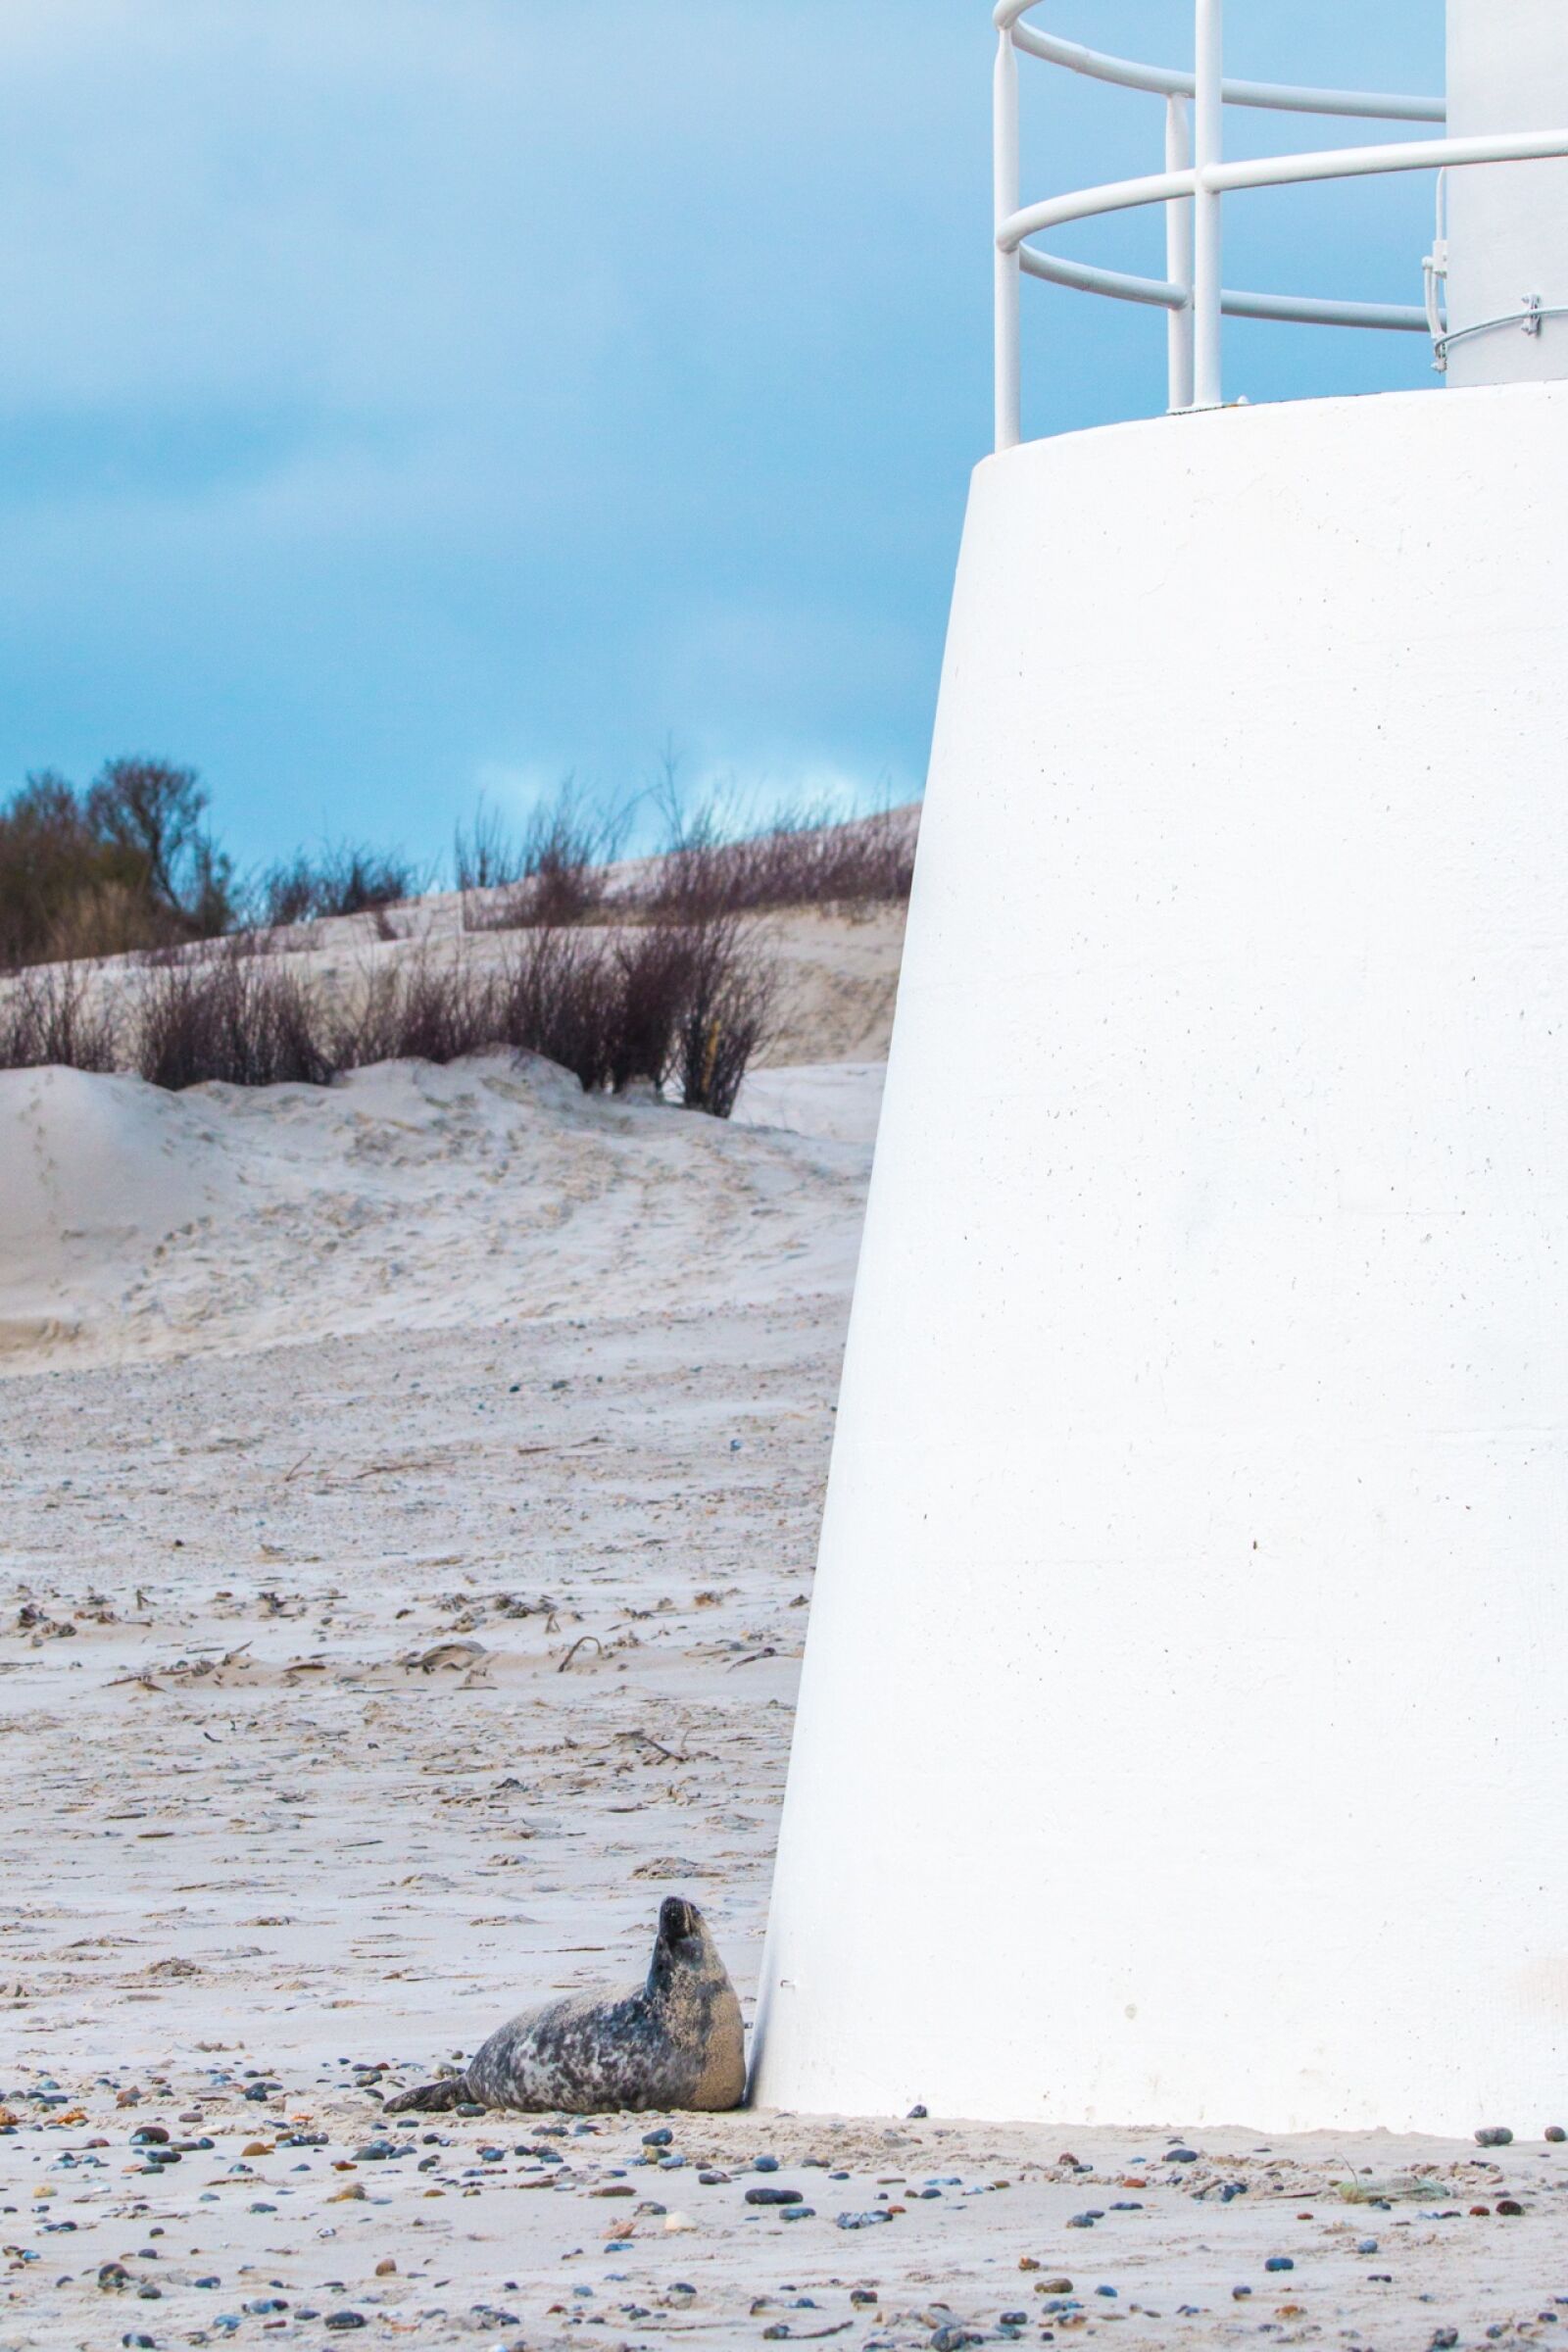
[753,5,1568,2135]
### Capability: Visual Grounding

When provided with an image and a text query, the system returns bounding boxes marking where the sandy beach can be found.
[3,906,1567,2350]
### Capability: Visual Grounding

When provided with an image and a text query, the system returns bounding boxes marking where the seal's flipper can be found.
[382,2076,466,2114]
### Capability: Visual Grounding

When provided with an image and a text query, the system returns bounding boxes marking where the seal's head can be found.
[641,1893,744,2107]
[648,1894,714,1992]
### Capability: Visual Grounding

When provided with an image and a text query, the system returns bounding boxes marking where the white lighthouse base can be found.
[752,381,1568,2135]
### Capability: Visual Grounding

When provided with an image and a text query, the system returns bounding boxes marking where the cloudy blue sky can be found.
[0,1,1443,870]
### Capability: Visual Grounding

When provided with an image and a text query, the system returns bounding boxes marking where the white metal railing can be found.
[994,1,1568,446]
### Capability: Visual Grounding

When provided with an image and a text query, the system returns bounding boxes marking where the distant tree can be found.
[0,757,235,969]
[85,757,234,935]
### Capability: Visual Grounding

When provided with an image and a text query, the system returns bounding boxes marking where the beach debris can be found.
[556,1634,603,1672]
[398,1639,486,1673]
[1335,2171,1446,2204]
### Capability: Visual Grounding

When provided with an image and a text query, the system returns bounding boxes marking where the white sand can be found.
[2,909,1565,2349]
[0,1053,868,1370]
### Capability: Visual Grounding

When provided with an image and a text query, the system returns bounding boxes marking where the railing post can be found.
[1192,0,1224,407]
[994,25,1022,452]
[1165,94,1196,410]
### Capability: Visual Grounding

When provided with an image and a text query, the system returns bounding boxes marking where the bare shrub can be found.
[600,926,696,1094]
[453,798,525,894]
[135,951,335,1091]
[671,915,776,1115]
[338,917,773,1112]
[250,855,318,929]
[0,906,773,1113]
[649,799,916,921]
[464,781,628,932]
[336,953,503,1070]
[489,920,773,1110]
[488,928,616,1092]
[254,842,417,928]
[0,966,120,1073]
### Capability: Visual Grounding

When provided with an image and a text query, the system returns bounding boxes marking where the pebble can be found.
[746,2186,804,2206]
[1264,2257,1295,2273]
[1166,2147,1199,2164]
[1475,2127,1514,2147]
[642,2128,673,2148]
[1358,2238,1379,2256]
[754,2154,781,2173]
[324,2316,368,2333]
[1547,2126,1567,2143]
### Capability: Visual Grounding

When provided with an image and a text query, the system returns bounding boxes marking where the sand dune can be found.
[0,1054,871,1373]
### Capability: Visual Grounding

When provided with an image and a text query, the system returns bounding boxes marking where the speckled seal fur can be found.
[383,1896,745,2115]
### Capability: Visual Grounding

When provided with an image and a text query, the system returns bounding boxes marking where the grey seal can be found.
[383,1896,745,2115]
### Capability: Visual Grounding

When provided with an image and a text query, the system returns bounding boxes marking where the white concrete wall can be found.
[1446,0,1568,386]
[752,381,1568,2134]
